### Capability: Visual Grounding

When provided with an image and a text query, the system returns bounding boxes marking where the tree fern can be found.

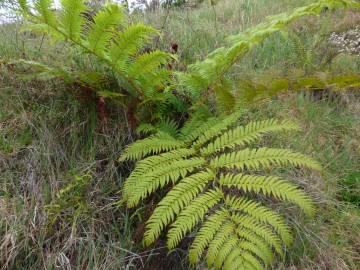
[120,111,321,270]
[18,0,174,121]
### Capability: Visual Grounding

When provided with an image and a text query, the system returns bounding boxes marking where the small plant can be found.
[120,110,321,269]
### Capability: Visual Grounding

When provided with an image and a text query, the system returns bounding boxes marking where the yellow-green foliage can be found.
[177,0,360,112]
[120,111,321,270]
[18,0,174,105]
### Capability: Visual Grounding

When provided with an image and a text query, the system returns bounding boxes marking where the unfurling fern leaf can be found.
[120,111,321,270]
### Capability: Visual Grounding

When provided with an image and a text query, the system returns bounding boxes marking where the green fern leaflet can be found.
[120,112,321,270]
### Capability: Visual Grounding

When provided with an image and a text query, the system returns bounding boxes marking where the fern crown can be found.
[19,0,174,102]
[120,111,321,270]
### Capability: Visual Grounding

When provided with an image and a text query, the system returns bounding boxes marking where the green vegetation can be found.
[121,111,320,269]
[0,0,359,269]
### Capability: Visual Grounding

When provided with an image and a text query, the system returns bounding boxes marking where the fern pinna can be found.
[120,111,321,270]
[18,0,175,122]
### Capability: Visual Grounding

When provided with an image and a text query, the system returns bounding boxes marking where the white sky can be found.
[0,0,143,23]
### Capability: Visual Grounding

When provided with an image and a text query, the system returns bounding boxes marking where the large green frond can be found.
[59,0,86,40]
[167,189,223,249]
[144,171,214,246]
[201,119,299,156]
[86,4,125,55]
[220,173,315,216]
[211,147,322,171]
[109,23,158,70]
[128,50,174,79]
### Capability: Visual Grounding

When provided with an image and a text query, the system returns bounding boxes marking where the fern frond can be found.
[189,210,228,263]
[86,4,125,55]
[109,23,158,70]
[236,228,273,265]
[122,148,195,199]
[136,123,157,135]
[125,158,206,207]
[34,0,57,26]
[214,234,239,268]
[156,118,180,138]
[144,171,214,246]
[223,248,243,270]
[177,106,212,141]
[192,109,244,148]
[201,119,299,156]
[231,213,283,256]
[59,0,86,40]
[180,117,218,144]
[167,189,223,249]
[119,132,184,161]
[225,196,292,245]
[128,50,174,79]
[213,81,236,115]
[178,0,360,109]
[211,147,322,171]
[241,251,264,270]
[176,72,210,100]
[206,221,236,267]
[220,173,315,216]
